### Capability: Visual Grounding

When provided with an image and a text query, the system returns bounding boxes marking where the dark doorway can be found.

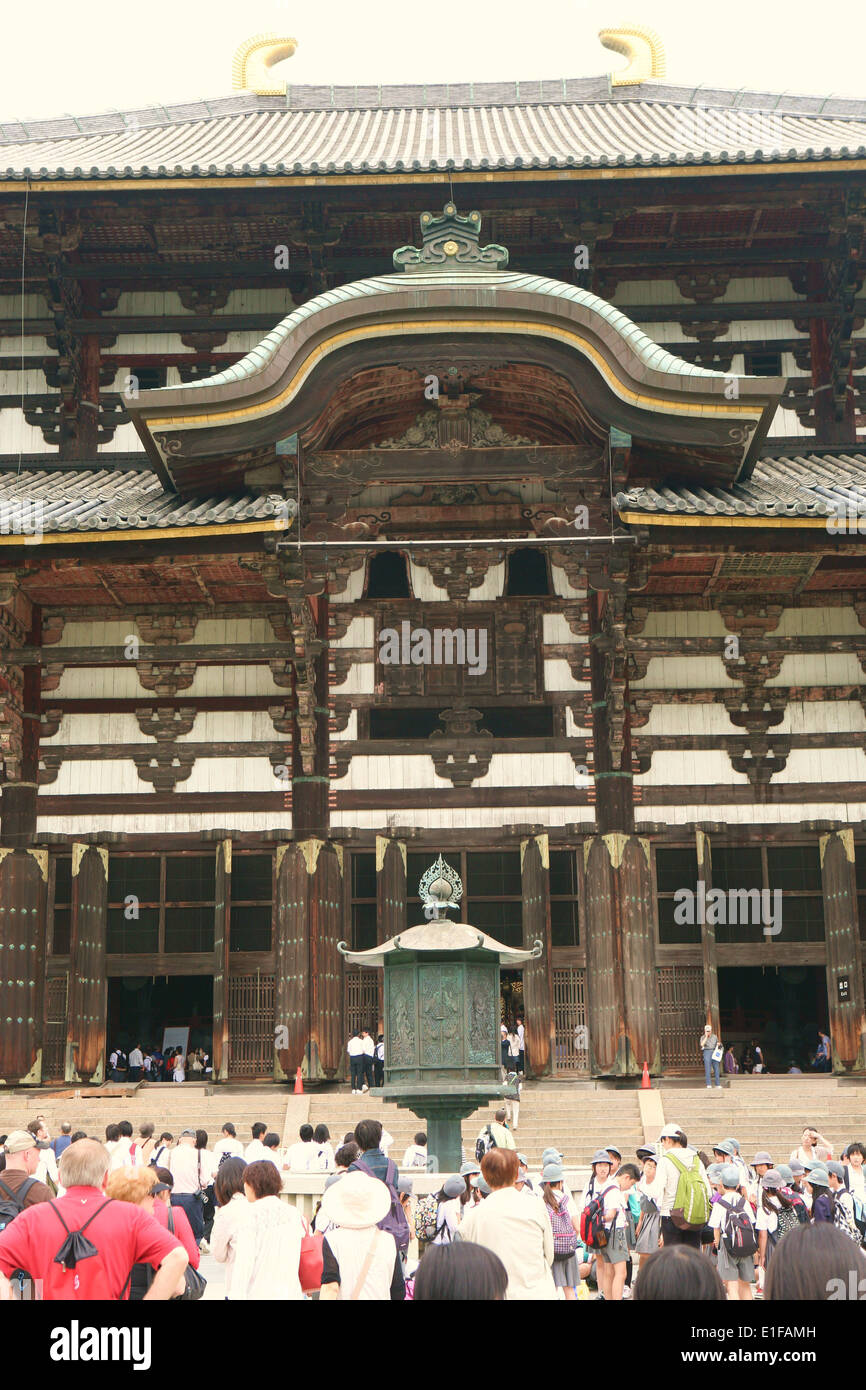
[107,975,213,1057]
[500,969,524,1028]
[718,965,828,1074]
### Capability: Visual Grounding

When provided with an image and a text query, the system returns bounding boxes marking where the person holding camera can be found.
[699,1024,723,1090]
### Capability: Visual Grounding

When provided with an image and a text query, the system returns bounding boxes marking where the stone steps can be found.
[305,1086,644,1166]
[657,1078,864,1160]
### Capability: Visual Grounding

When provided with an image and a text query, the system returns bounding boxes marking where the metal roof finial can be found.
[232,34,298,97]
[599,22,667,87]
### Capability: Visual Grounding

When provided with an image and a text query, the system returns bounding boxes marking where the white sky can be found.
[2,0,862,123]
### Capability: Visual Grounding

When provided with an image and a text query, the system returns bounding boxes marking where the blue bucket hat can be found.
[541,1163,564,1183]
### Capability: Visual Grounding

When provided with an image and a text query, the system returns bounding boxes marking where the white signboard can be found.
[162,1026,190,1057]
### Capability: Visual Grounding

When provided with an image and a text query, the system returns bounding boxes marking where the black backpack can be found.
[720,1195,758,1258]
[0,1177,37,1233]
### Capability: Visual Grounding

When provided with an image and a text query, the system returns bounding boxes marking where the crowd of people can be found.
[108,1045,211,1084]
[1,1106,865,1302]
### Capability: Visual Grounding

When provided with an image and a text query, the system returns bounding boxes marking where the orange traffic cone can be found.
[641,1060,650,1090]
[294,1067,304,1095]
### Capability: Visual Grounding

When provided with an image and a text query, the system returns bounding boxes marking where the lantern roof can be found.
[338,920,542,968]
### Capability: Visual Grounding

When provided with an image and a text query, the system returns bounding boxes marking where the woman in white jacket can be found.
[229,1160,305,1300]
[211,1158,252,1298]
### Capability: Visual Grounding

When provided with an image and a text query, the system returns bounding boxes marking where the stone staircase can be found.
[3,1076,860,1177]
[304,1083,646,1168]
[0,1084,287,1147]
[654,1076,866,1164]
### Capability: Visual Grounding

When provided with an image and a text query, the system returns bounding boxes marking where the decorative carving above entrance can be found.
[374,406,535,453]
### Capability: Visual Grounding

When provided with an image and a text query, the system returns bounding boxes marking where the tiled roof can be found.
[4,80,866,178]
[0,469,286,534]
[616,453,866,518]
[1,452,864,538]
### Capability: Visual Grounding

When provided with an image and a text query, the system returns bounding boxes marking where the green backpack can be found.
[668,1152,711,1229]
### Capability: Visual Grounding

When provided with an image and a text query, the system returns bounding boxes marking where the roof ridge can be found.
[4,76,866,140]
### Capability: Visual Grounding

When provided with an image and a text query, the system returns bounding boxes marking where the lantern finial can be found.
[418,854,463,921]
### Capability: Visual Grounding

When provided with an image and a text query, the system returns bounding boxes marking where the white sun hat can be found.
[319,1170,391,1230]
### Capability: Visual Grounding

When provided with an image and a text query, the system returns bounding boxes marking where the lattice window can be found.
[227,973,275,1078]
[552,967,589,1073]
[657,965,704,1070]
[43,974,68,1082]
[345,966,379,1039]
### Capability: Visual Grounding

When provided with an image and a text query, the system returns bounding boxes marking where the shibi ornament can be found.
[339,855,541,1170]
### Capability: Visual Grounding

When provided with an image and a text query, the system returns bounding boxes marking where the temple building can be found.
[1,26,866,1085]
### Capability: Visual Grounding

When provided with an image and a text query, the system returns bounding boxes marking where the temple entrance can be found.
[718,965,829,1075]
[106,975,214,1063]
[500,970,524,1029]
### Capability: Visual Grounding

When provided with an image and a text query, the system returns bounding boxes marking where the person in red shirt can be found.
[0,1139,188,1301]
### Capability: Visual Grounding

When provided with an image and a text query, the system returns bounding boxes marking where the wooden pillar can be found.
[0,847,47,1084]
[274,839,344,1082]
[697,830,720,1034]
[0,583,38,848]
[376,836,407,943]
[619,835,661,1074]
[520,833,554,1076]
[584,835,627,1074]
[274,842,309,1081]
[583,833,659,1075]
[291,592,329,836]
[807,262,857,445]
[212,839,231,1082]
[66,843,108,1084]
[60,281,101,460]
[310,841,344,1079]
[376,836,407,1031]
[583,564,659,1075]
[820,829,866,1071]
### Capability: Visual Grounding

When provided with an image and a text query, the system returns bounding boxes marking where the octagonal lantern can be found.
[338,855,541,1170]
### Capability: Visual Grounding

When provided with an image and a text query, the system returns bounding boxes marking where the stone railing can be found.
[278,1168,590,1224]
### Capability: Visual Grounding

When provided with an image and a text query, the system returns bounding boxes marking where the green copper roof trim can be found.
[157,270,727,400]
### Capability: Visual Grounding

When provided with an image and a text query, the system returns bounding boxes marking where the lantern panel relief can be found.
[388,965,417,1067]
[419,962,463,1067]
[466,963,499,1066]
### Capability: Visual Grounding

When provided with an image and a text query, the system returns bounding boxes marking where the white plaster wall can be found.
[635,750,750,788]
[632,656,738,689]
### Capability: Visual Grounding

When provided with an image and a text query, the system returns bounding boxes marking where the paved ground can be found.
[199,1252,226,1300]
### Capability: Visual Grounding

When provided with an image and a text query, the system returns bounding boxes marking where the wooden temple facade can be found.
[2,29,866,1083]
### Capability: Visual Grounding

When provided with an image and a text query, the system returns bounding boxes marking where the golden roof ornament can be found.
[598,22,666,87]
[232,34,298,96]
